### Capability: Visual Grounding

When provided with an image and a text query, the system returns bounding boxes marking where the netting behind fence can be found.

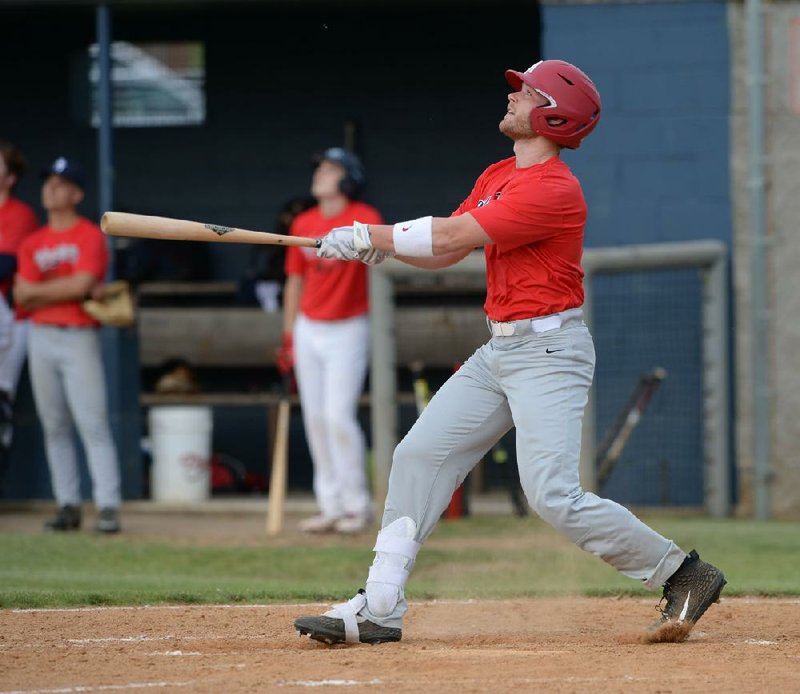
[591,270,705,506]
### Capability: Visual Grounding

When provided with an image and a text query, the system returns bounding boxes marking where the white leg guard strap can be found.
[373,534,421,557]
[365,517,420,618]
[323,591,367,644]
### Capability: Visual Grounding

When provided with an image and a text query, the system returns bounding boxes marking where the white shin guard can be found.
[365,517,420,618]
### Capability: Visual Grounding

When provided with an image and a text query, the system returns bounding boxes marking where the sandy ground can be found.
[1,598,799,693]
[2,504,799,692]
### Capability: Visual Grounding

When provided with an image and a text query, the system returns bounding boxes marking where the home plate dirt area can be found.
[1,598,798,693]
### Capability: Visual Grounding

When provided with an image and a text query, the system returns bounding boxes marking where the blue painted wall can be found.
[543,1,731,505]
[544,1,731,247]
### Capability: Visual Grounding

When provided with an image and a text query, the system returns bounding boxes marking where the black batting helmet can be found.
[312,147,366,199]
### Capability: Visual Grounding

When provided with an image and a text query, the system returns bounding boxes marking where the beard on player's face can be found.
[500,85,550,140]
[499,114,536,140]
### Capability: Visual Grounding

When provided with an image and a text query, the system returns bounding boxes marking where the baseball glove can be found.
[82,280,135,327]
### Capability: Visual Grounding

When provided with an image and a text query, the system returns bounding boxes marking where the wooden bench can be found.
[136,275,495,497]
[136,279,483,414]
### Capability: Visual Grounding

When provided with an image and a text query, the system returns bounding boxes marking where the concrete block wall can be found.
[730,1,800,518]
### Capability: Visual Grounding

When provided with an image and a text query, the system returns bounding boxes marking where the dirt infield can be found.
[1,598,798,693]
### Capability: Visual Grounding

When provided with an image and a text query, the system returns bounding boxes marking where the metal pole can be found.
[369,268,397,508]
[704,255,732,517]
[580,270,597,492]
[95,3,143,501]
[746,0,770,519]
[96,3,114,275]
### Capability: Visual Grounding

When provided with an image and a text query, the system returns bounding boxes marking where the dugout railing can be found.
[369,240,730,517]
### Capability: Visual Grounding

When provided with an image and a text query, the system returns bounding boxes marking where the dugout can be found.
[0,0,542,503]
[0,0,739,514]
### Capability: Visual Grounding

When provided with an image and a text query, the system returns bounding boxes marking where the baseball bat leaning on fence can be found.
[594,367,667,488]
[101,212,321,248]
[409,361,464,518]
[266,376,292,537]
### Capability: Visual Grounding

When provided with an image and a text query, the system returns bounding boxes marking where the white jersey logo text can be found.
[34,243,80,272]
[477,192,503,207]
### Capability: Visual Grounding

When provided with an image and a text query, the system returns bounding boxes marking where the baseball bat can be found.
[595,367,667,487]
[101,211,321,248]
[266,381,291,537]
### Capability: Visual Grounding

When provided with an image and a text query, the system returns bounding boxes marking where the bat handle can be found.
[314,239,322,249]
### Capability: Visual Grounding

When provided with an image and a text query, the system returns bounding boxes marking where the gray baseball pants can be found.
[28,325,121,510]
[362,308,686,628]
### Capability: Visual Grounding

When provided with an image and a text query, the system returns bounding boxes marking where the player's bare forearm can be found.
[367,213,491,256]
[14,273,96,310]
[281,274,303,335]
[396,249,473,269]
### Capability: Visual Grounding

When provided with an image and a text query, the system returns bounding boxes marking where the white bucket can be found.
[148,406,213,502]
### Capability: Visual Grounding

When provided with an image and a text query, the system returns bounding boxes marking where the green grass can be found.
[1,514,798,609]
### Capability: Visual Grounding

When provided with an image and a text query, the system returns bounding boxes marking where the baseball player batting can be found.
[295,59,726,645]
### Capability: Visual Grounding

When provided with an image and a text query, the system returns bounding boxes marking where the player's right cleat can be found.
[295,590,402,646]
[295,615,401,646]
[657,549,726,625]
[44,505,81,531]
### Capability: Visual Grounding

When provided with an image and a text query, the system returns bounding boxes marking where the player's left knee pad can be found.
[365,516,420,618]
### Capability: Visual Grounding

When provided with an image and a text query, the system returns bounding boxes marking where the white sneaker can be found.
[298,515,339,534]
[334,514,371,534]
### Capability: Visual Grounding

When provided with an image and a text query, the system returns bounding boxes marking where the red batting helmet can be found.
[505,60,601,149]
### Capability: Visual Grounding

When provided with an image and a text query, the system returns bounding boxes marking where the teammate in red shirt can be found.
[0,141,39,495]
[15,157,122,533]
[0,142,38,300]
[296,60,725,644]
[279,148,383,534]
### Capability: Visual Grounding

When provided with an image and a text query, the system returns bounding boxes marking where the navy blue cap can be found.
[41,157,86,191]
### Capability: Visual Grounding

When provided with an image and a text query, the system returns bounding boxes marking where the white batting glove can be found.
[353,221,393,266]
[317,226,358,261]
[359,248,392,265]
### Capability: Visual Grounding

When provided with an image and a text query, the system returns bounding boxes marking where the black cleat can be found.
[658,549,726,625]
[44,505,82,531]
[295,615,402,645]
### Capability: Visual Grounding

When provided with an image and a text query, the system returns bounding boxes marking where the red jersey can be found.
[285,201,383,321]
[0,196,39,297]
[17,217,109,327]
[454,156,587,322]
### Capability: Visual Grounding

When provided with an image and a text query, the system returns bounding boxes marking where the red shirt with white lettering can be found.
[17,217,109,327]
[0,196,39,298]
[285,201,383,321]
[454,155,586,322]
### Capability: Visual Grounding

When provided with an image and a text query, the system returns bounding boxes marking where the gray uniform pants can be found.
[363,309,686,628]
[29,325,121,510]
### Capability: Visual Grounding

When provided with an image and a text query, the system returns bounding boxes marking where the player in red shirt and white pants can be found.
[15,157,122,533]
[0,141,39,493]
[280,148,383,534]
[295,60,726,644]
